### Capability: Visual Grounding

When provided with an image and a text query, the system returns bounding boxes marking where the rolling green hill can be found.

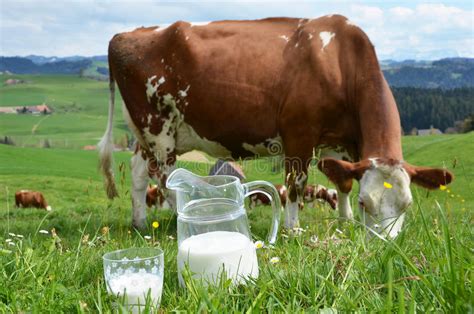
[0,74,128,148]
[383,58,474,89]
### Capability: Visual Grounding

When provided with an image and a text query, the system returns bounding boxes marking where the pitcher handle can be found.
[243,181,281,244]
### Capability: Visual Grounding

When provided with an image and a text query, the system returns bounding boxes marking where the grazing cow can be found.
[249,184,287,209]
[250,184,337,210]
[15,190,51,211]
[99,15,453,236]
[145,184,170,209]
[303,184,338,210]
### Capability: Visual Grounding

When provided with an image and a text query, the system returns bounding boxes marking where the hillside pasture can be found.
[0,75,128,149]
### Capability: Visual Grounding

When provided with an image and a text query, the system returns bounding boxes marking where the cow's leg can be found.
[284,169,308,229]
[131,151,149,229]
[283,143,312,229]
[151,163,176,211]
[337,189,353,220]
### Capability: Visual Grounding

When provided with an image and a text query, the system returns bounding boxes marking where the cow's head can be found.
[318,157,453,238]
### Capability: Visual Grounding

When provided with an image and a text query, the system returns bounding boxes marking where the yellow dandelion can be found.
[439,185,447,191]
[254,240,264,249]
[152,221,159,229]
[383,182,393,189]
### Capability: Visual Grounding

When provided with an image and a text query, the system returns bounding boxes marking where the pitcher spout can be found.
[166,168,201,192]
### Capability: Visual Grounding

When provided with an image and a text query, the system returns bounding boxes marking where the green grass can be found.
[0,133,472,312]
[0,74,129,149]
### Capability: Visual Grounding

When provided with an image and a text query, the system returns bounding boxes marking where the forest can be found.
[393,87,474,132]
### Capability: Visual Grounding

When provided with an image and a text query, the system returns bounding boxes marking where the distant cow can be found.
[99,15,453,237]
[250,184,287,209]
[303,184,338,210]
[145,185,169,209]
[250,184,337,210]
[15,190,51,211]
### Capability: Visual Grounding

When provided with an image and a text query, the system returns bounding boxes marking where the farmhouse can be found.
[0,107,17,114]
[0,104,52,115]
[418,126,443,136]
[83,144,125,151]
[4,78,25,86]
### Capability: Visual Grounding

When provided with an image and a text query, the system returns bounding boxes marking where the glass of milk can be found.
[103,247,164,312]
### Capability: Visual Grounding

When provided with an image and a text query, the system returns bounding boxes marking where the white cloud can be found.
[0,1,472,60]
[389,7,414,19]
[350,4,384,27]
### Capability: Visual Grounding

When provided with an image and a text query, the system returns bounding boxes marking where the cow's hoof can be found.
[132,220,147,230]
[284,221,300,230]
[337,215,353,225]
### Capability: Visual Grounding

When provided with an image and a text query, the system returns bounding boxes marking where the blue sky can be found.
[1,0,473,60]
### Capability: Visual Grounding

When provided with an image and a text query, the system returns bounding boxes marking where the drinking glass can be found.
[103,248,164,311]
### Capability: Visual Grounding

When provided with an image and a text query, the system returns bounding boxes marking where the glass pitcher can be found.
[166,168,281,285]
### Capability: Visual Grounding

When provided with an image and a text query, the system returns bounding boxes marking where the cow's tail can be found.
[98,69,119,199]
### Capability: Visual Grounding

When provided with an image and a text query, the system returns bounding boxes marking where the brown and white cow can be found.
[250,184,337,210]
[249,184,287,209]
[15,190,51,211]
[303,184,338,210]
[99,15,453,237]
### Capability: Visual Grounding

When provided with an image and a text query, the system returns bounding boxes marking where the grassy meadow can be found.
[0,74,472,312]
[0,74,128,149]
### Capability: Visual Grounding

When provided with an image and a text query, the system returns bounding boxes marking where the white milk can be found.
[107,273,163,310]
[177,231,258,286]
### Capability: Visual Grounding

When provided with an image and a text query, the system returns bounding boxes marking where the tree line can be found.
[392,87,474,133]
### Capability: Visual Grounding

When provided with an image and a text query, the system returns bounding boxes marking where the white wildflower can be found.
[144,235,152,240]
[39,230,49,234]
[292,227,305,236]
[270,257,280,265]
[254,240,264,249]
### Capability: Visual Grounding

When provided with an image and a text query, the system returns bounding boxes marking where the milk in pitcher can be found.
[177,231,258,285]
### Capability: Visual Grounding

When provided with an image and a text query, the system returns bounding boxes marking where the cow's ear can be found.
[317,158,370,193]
[404,164,454,190]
